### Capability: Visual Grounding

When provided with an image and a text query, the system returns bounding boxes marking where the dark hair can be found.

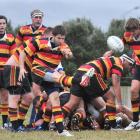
[52,25,66,36]
[45,27,53,34]
[0,15,7,23]
[124,18,140,31]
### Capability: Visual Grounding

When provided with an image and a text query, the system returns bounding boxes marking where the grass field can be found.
[0,129,140,140]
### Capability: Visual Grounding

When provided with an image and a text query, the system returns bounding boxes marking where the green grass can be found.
[0,130,140,140]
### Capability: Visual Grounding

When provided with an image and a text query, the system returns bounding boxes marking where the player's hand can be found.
[18,67,27,82]
[61,48,73,59]
[103,50,114,57]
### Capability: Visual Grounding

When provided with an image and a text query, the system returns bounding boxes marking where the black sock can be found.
[2,115,8,126]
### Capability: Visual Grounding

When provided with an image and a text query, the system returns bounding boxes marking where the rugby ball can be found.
[107,36,124,52]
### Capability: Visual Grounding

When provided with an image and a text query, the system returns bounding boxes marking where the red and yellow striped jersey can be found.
[13,35,48,70]
[12,40,33,70]
[0,33,17,65]
[78,56,123,80]
[23,37,71,71]
[15,24,47,46]
[123,32,133,43]
[123,31,140,65]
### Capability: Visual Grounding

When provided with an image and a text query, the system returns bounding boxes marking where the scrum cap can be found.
[120,54,135,66]
[31,9,44,18]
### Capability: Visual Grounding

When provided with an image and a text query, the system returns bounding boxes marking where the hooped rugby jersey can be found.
[15,24,47,46]
[0,33,17,65]
[78,56,123,80]
[123,31,140,65]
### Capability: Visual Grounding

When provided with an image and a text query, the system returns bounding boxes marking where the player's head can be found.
[0,15,7,24]
[31,9,44,28]
[124,18,140,32]
[31,9,44,18]
[0,15,7,34]
[52,25,66,46]
[120,54,135,68]
[44,27,53,38]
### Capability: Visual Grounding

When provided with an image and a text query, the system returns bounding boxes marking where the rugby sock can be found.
[18,103,30,126]
[59,75,73,87]
[42,109,52,130]
[1,104,8,126]
[106,102,116,128]
[131,99,140,122]
[52,106,64,133]
[9,107,19,130]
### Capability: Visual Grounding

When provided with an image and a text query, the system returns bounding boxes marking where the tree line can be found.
[63,18,126,75]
